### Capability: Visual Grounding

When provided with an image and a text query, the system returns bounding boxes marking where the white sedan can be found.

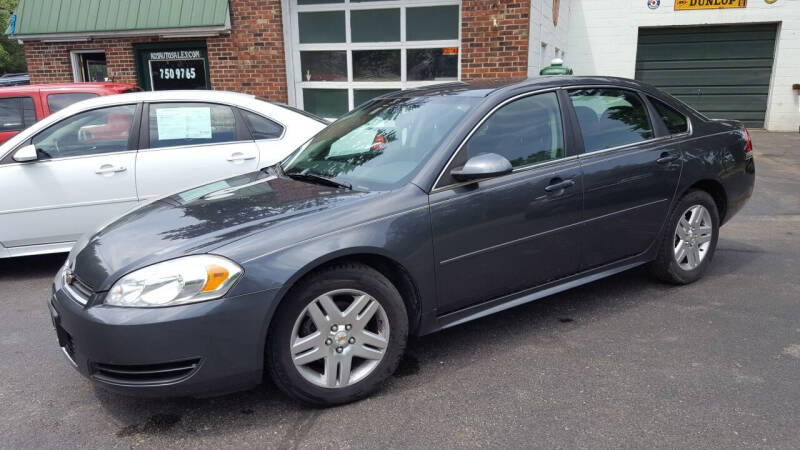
[0,90,327,258]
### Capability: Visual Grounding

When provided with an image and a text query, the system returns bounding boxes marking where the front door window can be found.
[32,104,137,159]
[465,92,565,169]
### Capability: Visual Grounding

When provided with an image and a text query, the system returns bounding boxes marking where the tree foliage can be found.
[0,0,26,74]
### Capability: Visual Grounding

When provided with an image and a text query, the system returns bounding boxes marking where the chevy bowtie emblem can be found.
[65,270,75,285]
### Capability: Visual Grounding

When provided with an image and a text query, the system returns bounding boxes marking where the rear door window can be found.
[0,97,36,131]
[47,93,99,113]
[649,97,689,135]
[568,88,654,152]
[148,103,238,149]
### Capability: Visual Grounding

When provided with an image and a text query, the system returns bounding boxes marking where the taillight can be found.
[370,132,387,151]
[741,124,753,153]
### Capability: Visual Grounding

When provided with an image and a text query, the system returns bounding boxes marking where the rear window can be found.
[242,110,284,140]
[0,97,37,132]
[47,93,99,113]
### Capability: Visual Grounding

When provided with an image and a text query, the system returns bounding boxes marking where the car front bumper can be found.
[49,267,280,398]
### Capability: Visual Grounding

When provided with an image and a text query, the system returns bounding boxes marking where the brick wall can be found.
[461,0,530,79]
[207,0,287,102]
[23,0,289,103]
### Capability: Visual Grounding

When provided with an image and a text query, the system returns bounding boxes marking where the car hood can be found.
[70,170,370,290]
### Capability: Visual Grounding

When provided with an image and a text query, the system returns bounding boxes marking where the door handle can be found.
[544,178,575,193]
[227,152,256,163]
[656,152,680,164]
[95,165,126,175]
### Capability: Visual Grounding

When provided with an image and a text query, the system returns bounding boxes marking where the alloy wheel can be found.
[673,204,713,271]
[290,289,390,388]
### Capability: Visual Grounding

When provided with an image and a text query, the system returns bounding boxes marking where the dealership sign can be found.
[146,49,208,91]
[675,0,747,10]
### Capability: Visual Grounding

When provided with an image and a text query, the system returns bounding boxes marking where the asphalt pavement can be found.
[1,131,798,449]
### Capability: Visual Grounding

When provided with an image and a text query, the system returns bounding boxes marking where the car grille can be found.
[63,271,94,305]
[91,359,201,385]
[70,276,94,298]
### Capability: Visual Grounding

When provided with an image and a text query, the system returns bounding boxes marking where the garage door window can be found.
[148,103,237,149]
[569,88,654,152]
[290,0,460,119]
[649,97,689,135]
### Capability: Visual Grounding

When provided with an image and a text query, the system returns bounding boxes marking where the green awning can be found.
[10,0,229,38]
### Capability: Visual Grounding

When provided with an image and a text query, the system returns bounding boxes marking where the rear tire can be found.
[267,263,408,406]
[649,190,720,284]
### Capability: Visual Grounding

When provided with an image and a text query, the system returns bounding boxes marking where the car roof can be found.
[52,89,263,109]
[0,82,138,93]
[0,89,324,154]
[384,76,659,99]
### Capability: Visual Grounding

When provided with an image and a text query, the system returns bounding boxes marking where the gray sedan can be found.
[49,76,755,406]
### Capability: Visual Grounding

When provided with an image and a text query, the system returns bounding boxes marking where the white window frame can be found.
[69,50,107,82]
[284,0,461,115]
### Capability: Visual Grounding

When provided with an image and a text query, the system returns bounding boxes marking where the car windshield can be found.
[281,95,479,191]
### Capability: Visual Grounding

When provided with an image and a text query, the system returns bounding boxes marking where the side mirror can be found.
[12,144,38,162]
[451,153,513,182]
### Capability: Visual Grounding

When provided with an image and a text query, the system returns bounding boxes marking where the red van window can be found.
[47,93,99,113]
[0,97,37,132]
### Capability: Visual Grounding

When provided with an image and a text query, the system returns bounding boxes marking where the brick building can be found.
[9,0,799,130]
[9,0,566,119]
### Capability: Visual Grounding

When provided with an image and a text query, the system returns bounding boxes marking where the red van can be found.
[0,82,141,144]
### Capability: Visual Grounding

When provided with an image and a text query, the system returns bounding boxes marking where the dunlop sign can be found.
[675,0,747,10]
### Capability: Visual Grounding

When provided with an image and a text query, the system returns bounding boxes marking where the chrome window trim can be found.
[431,155,580,205]
[574,136,670,159]
[433,155,580,194]
[0,149,138,167]
[136,140,252,153]
[431,87,563,193]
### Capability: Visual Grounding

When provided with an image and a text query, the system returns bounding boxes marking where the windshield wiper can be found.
[284,170,352,190]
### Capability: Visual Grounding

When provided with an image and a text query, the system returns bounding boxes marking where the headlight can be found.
[105,255,243,307]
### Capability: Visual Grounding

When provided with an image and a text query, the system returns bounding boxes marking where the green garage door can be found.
[635,24,778,128]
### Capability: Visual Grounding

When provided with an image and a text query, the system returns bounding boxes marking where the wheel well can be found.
[685,179,727,223]
[278,254,422,335]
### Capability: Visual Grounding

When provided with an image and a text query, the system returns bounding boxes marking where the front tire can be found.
[267,263,408,406]
[649,190,720,284]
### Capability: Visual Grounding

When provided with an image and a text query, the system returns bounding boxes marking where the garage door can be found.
[635,24,778,128]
